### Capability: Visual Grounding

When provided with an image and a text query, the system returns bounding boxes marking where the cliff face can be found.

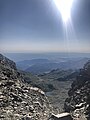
[0,54,52,120]
[64,61,90,120]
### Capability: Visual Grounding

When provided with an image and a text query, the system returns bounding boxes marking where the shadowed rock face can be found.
[0,54,52,120]
[64,61,90,120]
[0,54,16,70]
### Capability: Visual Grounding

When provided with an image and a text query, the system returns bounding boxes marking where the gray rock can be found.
[0,54,52,120]
[64,60,90,120]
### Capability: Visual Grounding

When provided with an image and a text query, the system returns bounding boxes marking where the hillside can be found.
[38,69,79,81]
[0,54,52,120]
[64,61,90,120]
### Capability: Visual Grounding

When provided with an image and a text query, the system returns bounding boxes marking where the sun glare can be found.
[54,0,73,23]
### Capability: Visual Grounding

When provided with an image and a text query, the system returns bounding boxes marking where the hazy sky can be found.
[0,0,90,53]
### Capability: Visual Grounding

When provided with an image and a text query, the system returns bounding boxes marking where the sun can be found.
[54,0,73,23]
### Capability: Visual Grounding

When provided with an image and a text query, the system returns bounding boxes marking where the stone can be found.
[50,113,73,120]
[64,60,90,120]
[0,54,52,120]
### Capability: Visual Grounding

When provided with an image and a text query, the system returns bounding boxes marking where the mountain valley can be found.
[0,53,90,120]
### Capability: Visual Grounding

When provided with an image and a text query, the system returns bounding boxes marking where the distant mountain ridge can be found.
[16,57,90,74]
[4,53,90,62]
[16,58,52,70]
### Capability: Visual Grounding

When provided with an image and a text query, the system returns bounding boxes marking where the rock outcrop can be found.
[0,54,16,70]
[64,61,90,120]
[49,113,73,120]
[0,54,52,120]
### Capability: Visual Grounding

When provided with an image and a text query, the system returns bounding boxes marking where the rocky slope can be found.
[64,61,90,120]
[0,54,52,120]
[21,69,77,112]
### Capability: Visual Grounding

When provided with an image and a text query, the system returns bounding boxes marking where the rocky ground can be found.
[0,54,52,120]
[64,61,90,120]
[0,53,90,120]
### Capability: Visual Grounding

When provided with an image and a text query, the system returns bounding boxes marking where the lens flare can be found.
[54,0,73,23]
[53,0,80,53]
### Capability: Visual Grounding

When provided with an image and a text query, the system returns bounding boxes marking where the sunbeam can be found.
[53,0,80,54]
[53,0,73,23]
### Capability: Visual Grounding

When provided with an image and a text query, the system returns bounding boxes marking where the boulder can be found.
[50,113,73,120]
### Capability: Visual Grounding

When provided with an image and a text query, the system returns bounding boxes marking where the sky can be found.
[0,0,90,53]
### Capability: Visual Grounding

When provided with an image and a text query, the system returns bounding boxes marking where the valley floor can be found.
[46,81,73,113]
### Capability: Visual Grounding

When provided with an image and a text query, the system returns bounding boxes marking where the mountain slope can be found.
[64,60,90,120]
[0,54,52,120]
